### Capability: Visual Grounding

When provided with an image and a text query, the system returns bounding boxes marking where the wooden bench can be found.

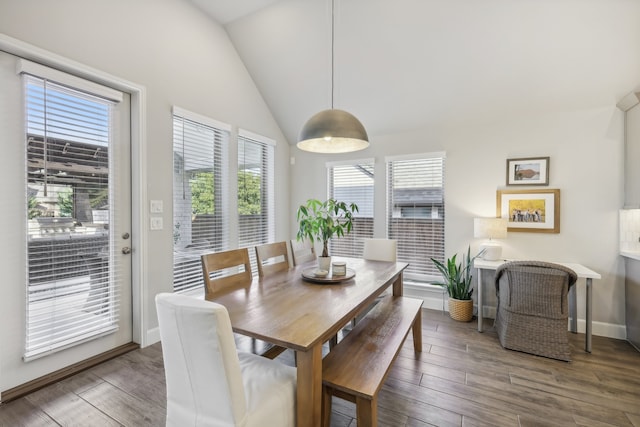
[321,295,423,427]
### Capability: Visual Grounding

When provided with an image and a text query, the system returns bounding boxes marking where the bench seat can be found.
[322,295,423,426]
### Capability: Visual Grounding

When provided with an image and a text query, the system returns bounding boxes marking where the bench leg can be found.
[329,334,338,350]
[322,385,333,427]
[356,396,377,427]
[412,308,422,352]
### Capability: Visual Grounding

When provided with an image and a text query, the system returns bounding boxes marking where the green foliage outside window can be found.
[28,195,41,219]
[58,189,74,217]
[186,170,262,216]
[189,171,215,214]
[238,170,261,215]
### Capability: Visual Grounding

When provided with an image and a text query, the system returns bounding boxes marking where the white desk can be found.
[474,259,601,352]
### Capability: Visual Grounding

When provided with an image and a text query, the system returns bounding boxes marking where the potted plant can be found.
[296,198,358,271]
[431,246,484,322]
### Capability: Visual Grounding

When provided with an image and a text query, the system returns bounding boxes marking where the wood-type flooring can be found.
[1,308,639,426]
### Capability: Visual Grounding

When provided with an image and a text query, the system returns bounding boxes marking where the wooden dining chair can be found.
[201,248,253,299]
[290,238,316,266]
[255,241,291,278]
[201,248,286,359]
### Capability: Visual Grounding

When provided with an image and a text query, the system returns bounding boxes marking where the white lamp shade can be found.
[474,217,508,239]
[474,217,508,261]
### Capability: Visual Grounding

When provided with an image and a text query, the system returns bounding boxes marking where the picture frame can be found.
[506,156,549,186]
[497,189,560,233]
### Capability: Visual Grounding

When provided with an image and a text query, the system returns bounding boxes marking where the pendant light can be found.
[297,0,369,153]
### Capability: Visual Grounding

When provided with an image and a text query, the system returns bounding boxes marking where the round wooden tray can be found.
[301,267,356,284]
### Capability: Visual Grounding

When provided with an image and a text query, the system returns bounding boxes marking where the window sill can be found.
[403,280,446,293]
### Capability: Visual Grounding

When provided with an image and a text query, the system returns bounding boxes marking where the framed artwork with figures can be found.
[497,189,559,233]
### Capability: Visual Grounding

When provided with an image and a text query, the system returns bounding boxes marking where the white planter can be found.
[318,256,331,272]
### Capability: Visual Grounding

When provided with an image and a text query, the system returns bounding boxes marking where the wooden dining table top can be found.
[207,256,409,352]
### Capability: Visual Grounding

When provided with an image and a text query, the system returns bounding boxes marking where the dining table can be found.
[206,256,408,427]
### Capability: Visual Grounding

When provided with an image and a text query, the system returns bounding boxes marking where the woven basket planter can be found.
[448,298,473,322]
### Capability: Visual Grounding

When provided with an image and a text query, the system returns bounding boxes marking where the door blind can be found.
[387,153,446,282]
[237,130,275,275]
[172,109,230,293]
[23,74,121,360]
[327,159,375,257]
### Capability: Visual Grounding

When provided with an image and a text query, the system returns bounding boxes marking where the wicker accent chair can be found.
[494,261,578,361]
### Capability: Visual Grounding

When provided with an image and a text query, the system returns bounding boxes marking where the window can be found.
[22,63,124,360]
[327,159,375,257]
[387,153,446,282]
[172,107,229,293]
[237,130,275,275]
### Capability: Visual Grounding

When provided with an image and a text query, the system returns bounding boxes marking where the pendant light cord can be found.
[331,0,335,109]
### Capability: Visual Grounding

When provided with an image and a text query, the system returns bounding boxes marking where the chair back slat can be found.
[201,248,252,299]
[255,241,290,278]
[290,238,316,265]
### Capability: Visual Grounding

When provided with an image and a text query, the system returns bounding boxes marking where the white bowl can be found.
[314,269,329,278]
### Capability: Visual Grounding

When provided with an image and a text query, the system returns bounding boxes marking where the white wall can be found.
[290,106,626,338]
[0,1,630,386]
[0,0,291,346]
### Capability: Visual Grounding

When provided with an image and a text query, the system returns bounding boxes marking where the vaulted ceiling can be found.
[191,0,640,146]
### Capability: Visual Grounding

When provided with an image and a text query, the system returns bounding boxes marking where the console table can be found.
[474,259,601,352]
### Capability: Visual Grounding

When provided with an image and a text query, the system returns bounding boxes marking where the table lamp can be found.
[474,217,508,261]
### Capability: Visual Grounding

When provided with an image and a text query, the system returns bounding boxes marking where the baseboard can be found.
[403,282,448,313]
[567,318,627,340]
[146,326,161,346]
[0,342,139,403]
[404,283,627,340]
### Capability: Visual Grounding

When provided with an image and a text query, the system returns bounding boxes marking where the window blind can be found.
[237,130,275,275]
[387,153,446,282]
[327,159,375,257]
[23,74,120,360]
[172,108,229,293]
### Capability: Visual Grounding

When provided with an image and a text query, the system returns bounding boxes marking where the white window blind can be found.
[327,159,375,257]
[387,153,446,282]
[23,74,120,360]
[237,130,275,275]
[172,108,230,293]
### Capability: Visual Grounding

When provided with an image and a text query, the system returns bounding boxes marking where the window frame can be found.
[386,152,446,283]
[172,107,230,294]
[237,129,276,275]
[326,158,375,258]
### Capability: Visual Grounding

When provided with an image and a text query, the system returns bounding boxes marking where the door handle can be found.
[122,247,131,255]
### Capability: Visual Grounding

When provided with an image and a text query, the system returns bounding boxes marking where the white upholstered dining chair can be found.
[350,238,399,327]
[362,238,397,263]
[155,293,296,427]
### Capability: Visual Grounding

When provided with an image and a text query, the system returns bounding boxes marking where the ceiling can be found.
[191,0,640,146]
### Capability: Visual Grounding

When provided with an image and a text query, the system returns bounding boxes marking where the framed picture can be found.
[497,189,560,233]
[506,156,549,186]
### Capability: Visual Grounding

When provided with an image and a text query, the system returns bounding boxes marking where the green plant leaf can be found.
[295,198,359,257]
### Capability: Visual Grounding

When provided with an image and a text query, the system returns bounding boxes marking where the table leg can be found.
[393,271,403,296]
[586,278,592,353]
[476,267,484,332]
[296,344,323,427]
[569,283,577,334]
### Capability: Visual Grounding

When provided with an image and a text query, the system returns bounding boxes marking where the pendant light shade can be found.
[297,109,369,153]
[297,0,369,154]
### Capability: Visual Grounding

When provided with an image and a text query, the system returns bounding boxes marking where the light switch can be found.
[150,200,163,213]
[150,216,163,230]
